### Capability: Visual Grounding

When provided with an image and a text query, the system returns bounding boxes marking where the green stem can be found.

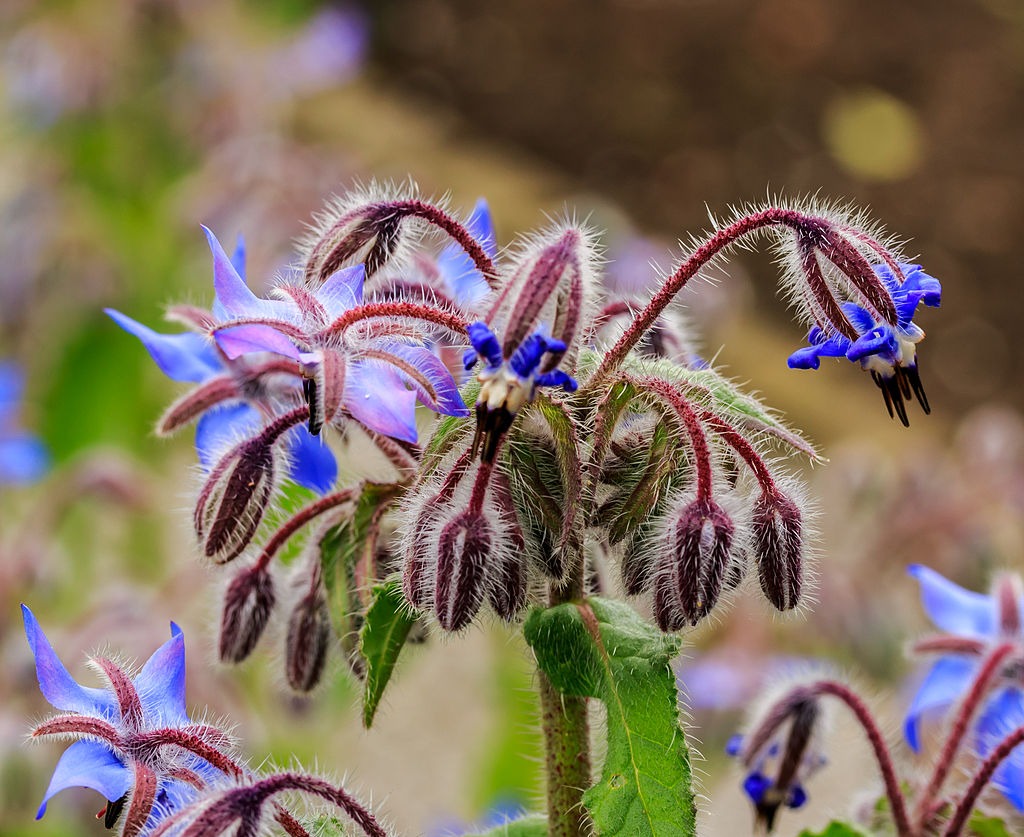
[537,560,591,836]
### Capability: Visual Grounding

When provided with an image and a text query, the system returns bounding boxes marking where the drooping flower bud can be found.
[654,497,735,629]
[434,510,492,631]
[285,584,331,692]
[194,435,278,564]
[304,198,412,282]
[219,564,276,664]
[751,491,804,612]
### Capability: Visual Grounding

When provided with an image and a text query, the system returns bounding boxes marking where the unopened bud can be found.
[306,202,408,282]
[621,534,655,595]
[219,564,276,664]
[434,511,491,631]
[752,491,803,612]
[285,589,331,692]
[487,549,528,622]
[656,498,734,629]
[194,438,277,563]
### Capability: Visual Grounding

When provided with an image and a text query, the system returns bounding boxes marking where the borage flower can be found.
[209,225,468,444]
[788,263,941,425]
[22,605,235,835]
[0,361,48,484]
[463,321,577,462]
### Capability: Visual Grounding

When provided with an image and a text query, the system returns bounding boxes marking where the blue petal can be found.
[904,655,977,751]
[22,605,116,717]
[466,322,503,369]
[0,434,49,483]
[841,302,877,335]
[231,234,246,280]
[725,734,743,757]
[0,361,24,425]
[36,740,130,819]
[509,334,565,379]
[846,326,898,363]
[344,362,418,443]
[283,426,337,494]
[981,688,1024,810]
[106,310,222,384]
[787,785,807,809]
[214,324,302,360]
[908,564,995,637]
[133,623,188,726]
[437,199,497,304]
[535,370,578,392]
[195,403,260,469]
[742,772,771,804]
[316,264,365,319]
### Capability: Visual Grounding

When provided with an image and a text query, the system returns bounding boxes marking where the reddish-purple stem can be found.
[943,724,1024,836]
[913,642,1015,830]
[699,408,777,494]
[255,489,355,571]
[319,301,468,339]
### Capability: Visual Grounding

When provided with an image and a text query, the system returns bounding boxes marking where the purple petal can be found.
[195,403,260,469]
[908,564,995,637]
[22,605,116,717]
[980,687,1024,810]
[377,342,468,416]
[345,362,418,443]
[36,740,130,819]
[904,655,976,752]
[214,324,302,360]
[283,426,338,494]
[316,264,365,319]
[106,309,222,383]
[0,434,49,483]
[204,226,266,320]
[132,623,188,726]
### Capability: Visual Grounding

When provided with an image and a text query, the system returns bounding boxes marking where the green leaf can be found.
[524,597,696,837]
[320,482,399,674]
[360,576,417,728]
[797,822,869,837]
[460,814,548,837]
[968,812,1013,837]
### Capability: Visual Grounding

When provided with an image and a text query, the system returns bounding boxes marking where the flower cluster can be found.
[23,606,387,837]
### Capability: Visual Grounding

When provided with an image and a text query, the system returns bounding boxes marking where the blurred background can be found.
[1,0,1022,834]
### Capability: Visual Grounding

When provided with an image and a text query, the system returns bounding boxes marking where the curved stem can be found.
[319,301,468,339]
[255,489,355,571]
[914,642,1015,830]
[943,724,1024,836]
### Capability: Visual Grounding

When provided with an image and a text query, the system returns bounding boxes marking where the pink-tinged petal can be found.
[316,264,365,319]
[345,362,418,443]
[22,605,116,717]
[204,226,265,320]
[908,565,995,638]
[106,309,222,383]
[36,740,130,819]
[214,324,302,360]
[377,341,468,416]
[132,623,187,726]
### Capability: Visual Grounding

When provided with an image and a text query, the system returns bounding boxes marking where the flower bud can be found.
[306,202,408,281]
[285,588,331,692]
[752,491,804,612]
[487,539,528,622]
[219,564,276,664]
[434,510,491,631]
[194,437,278,563]
[621,533,655,595]
[655,497,734,629]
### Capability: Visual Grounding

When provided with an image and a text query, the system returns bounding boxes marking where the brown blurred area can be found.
[375,0,1024,416]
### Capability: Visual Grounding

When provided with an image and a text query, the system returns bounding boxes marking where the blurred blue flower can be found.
[0,361,49,484]
[23,605,219,828]
[427,798,528,836]
[106,232,336,494]
[436,199,498,306]
[904,564,1024,811]
[726,732,821,822]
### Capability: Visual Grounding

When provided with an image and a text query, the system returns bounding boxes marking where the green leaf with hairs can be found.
[798,822,869,837]
[360,576,417,728]
[524,597,696,836]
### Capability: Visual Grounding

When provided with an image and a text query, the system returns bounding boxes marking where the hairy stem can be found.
[943,724,1024,836]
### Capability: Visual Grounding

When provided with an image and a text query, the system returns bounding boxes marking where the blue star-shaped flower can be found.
[462,321,577,461]
[106,232,336,494]
[787,263,941,425]
[23,605,223,830]
[0,361,49,484]
[904,564,1024,810]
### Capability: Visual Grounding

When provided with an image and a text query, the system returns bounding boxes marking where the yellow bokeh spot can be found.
[822,88,924,182]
